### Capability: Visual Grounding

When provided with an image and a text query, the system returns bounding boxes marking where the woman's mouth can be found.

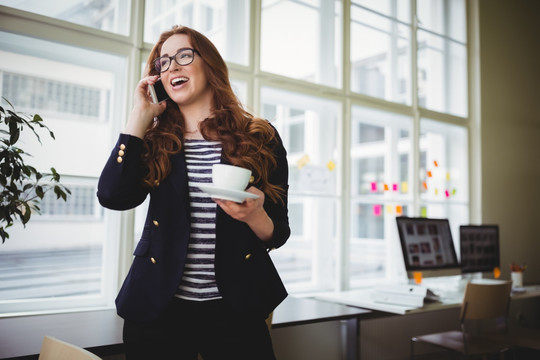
[171,77,188,88]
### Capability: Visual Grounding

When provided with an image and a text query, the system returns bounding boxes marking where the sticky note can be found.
[327,160,336,171]
[434,188,439,196]
[395,205,403,215]
[445,190,450,198]
[401,182,408,193]
[384,183,389,191]
[386,205,393,214]
[370,182,377,192]
[297,154,310,169]
[392,183,398,191]
[433,160,439,167]
[373,204,382,216]
[420,208,427,217]
[427,170,433,178]
[422,181,428,190]
[446,172,451,181]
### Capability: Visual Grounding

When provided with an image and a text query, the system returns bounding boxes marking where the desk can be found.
[0,296,371,360]
[317,284,540,315]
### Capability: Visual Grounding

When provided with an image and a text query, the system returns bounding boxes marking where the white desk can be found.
[316,284,540,315]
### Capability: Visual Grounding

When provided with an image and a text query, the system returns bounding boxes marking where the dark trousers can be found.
[123,297,276,360]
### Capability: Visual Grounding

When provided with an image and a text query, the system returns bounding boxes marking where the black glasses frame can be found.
[154,48,199,73]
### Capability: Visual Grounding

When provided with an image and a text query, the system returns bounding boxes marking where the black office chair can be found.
[410,280,515,360]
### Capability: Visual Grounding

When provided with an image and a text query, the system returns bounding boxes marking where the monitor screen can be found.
[396,217,461,278]
[460,225,500,274]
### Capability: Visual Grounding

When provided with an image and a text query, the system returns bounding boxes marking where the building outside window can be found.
[0,0,471,315]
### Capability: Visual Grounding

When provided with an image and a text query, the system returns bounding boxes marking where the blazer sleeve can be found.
[97,133,150,210]
[262,126,290,251]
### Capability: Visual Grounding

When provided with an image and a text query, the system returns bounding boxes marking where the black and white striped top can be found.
[176,139,222,301]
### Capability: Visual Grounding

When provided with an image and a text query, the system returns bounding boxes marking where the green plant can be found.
[0,97,71,243]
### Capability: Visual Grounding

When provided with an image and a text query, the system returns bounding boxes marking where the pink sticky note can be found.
[392,183,398,191]
[371,182,377,192]
[445,190,450,198]
[373,205,382,216]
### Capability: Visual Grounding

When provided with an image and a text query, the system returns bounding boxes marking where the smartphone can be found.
[148,78,169,104]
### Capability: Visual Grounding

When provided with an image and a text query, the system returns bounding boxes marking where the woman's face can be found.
[158,34,212,110]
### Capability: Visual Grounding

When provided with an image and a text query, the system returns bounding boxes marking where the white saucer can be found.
[198,184,259,203]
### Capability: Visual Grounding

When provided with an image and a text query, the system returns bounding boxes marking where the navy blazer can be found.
[97,131,290,322]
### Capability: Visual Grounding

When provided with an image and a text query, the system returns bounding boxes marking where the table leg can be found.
[340,318,359,360]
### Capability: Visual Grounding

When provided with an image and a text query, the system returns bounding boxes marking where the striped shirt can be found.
[176,139,222,301]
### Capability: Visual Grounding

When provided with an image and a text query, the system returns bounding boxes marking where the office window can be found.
[0,0,473,315]
[261,0,343,88]
[417,0,467,117]
[261,87,341,292]
[349,105,412,283]
[350,0,411,104]
[144,0,250,66]
[0,31,124,314]
[1,0,131,35]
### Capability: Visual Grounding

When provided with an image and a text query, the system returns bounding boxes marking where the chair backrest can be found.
[459,280,512,321]
[38,336,102,360]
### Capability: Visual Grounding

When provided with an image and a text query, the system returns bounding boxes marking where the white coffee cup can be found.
[212,164,251,191]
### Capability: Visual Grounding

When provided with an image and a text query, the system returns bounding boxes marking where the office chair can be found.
[410,280,515,360]
[38,336,102,360]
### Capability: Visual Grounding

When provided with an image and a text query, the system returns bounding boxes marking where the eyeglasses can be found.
[154,48,199,73]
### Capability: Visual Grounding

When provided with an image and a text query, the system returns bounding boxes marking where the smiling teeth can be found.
[172,77,188,85]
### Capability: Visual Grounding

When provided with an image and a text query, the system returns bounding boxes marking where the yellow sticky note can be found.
[297,154,310,169]
[446,172,451,181]
[401,181,408,193]
[420,208,427,217]
[386,205,393,214]
[327,160,336,171]
[434,188,439,196]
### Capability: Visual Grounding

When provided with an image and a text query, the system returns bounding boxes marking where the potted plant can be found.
[0,97,70,243]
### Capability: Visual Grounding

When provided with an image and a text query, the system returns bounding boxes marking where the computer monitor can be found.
[460,225,500,274]
[396,217,461,279]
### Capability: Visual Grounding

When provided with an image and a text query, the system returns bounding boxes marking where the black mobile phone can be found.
[148,78,169,104]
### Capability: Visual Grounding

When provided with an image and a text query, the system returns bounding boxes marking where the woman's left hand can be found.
[214,187,265,223]
[214,187,274,242]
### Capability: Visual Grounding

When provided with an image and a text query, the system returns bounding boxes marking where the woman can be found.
[97,25,290,360]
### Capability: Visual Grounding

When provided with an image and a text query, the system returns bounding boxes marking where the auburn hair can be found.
[142,25,284,204]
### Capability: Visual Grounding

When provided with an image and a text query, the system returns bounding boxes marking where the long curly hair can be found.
[142,25,284,204]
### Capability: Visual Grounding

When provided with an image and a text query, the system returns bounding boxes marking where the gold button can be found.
[153,220,159,227]
[118,150,125,156]
[117,156,123,163]
[150,257,156,264]
[120,144,126,150]
[245,253,252,260]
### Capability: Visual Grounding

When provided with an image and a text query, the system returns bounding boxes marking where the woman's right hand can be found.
[123,75,167,139]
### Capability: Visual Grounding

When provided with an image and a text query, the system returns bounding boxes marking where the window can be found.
[261,0,343,88]
[0,31,125,314]
[2,0,131,35]
[144,0,250,66]
[0,0,472,315]
[350,0,411,104]
[261,87,341,292]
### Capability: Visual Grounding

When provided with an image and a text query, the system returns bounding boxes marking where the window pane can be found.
[352,0,410,23]
[2,0,131,35]
[350,105,412,283]
[417,31,468,117]
[417,0,466,43]
[261,87,341,292]
[144,0,250,66]
[419,119,469,204]
[0,32,124,314]
[350,3,411,104]
[261,0,343,88]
